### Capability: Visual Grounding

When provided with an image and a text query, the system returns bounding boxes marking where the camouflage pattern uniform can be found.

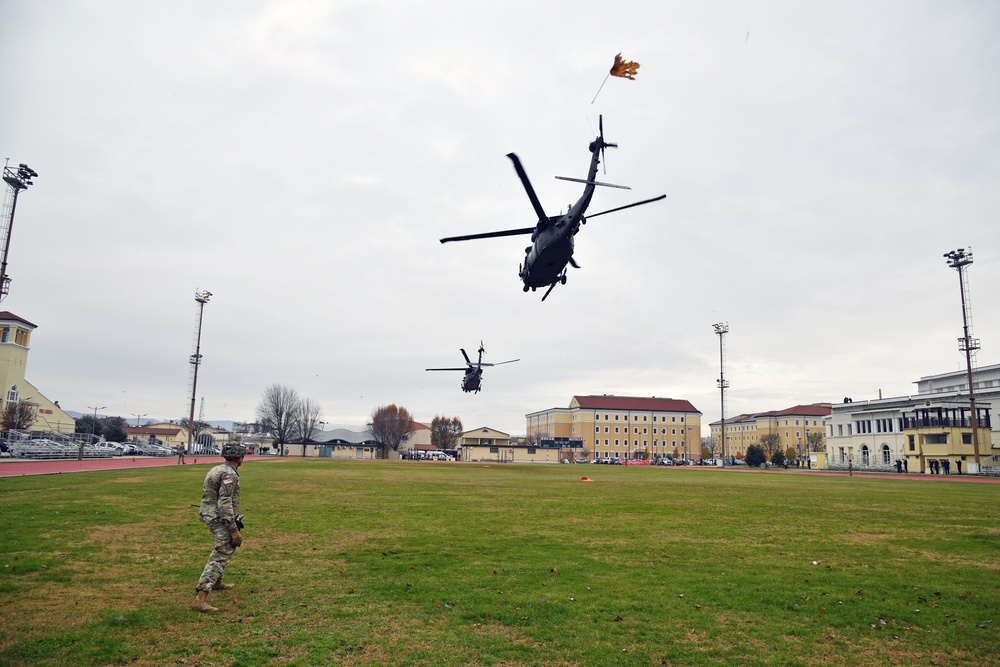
[195,461,241,592]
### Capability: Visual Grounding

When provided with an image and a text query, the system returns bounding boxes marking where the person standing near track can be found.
[190,443,246,613]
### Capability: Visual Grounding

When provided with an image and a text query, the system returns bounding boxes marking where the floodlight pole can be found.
[944,249,981,469]
[1,161,38,302]
[714,323,729,463]
[184,290,212,464]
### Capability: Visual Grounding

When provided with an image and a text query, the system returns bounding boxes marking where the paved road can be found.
[0,455,277,478]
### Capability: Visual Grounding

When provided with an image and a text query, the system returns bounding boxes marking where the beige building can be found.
[458,427,521,462]
[125,422,190,449]
[527,395,702,462]
[0,311,75,434]
[709,404,831,461]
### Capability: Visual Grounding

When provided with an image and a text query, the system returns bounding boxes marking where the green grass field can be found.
[0,460,997,666]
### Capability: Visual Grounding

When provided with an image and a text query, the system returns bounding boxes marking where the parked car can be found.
[655,458,673,466]
[575,458,589,464]
[94,442,124,456]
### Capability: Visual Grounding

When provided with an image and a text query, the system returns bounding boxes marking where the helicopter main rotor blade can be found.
[461,348,473,365]
[480,359,519,367]
[555,176,630,190]
[507,153,548,222]
[440,227,535,243]
[586,194,666,219]
[426,368,467,372]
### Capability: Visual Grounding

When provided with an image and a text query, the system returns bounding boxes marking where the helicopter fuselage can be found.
[517,141,600,291]
[461,368,484,393]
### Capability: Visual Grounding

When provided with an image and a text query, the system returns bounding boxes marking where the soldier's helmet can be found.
[221,443,247,460]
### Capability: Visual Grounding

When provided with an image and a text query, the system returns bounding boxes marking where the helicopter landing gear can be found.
[560,273,567,285]
[523,284,530,292]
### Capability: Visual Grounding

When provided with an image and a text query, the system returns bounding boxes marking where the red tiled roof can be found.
[0,311,37,328]
[773,405,832,417]
[572,395,701,414]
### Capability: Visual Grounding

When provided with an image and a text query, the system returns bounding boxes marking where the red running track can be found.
[1,457,996,482]
[0,455,277,478]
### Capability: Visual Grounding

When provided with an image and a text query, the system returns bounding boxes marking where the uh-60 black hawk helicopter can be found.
[440,117,666,301]
[425,343,519,394]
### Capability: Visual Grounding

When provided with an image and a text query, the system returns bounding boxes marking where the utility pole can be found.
[184,290,212,464]
[1,161,38,302]
[713,322,730,464]
[80,405,106,461]
[944,248,981,470]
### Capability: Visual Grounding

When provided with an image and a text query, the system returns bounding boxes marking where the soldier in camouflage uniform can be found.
[190,443,247,613]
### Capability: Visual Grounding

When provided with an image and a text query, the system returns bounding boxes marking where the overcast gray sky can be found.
[2,1,998,437]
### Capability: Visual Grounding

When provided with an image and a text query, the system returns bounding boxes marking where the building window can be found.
[527,448,536,455]
[0,328,8,343]
[490,447,499,453]
[7,385,18,404]
[615,439,619,446]
[962,433,973,444]
[882,444,891,465]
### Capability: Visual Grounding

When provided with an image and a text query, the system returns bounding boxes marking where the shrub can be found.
[745,445,766,467]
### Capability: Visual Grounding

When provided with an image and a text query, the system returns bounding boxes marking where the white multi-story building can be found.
[824,363,999,473]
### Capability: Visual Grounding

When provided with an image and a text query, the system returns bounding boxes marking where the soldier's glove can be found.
[228,523,243,548]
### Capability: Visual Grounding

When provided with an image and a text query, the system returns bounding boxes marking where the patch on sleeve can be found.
[222,478,234,485]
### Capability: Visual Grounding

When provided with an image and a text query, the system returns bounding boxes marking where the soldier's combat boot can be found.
[212,581,234,590]
[190,590,219,613]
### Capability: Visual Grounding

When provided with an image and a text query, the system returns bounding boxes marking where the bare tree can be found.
[806,431,825,452]
[255,384,301,456]
[369,404,415,459]
[430,415,463,450]
[178,418,211,450]
[759,432,782,458]
[2,401,36,431]
[293,398,323,456]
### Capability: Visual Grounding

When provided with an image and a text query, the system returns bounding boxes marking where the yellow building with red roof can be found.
[526,395,702,462]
